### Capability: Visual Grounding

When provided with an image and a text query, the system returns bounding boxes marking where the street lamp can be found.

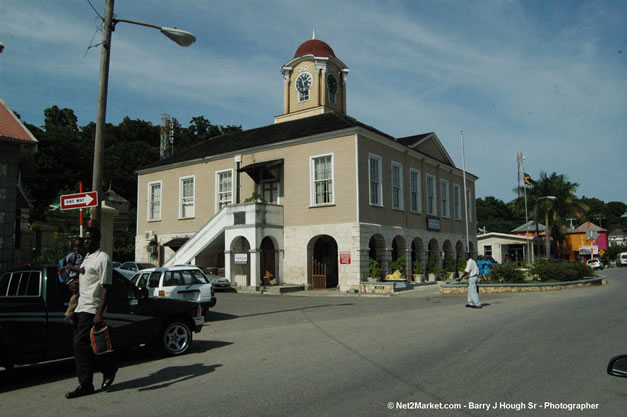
[534,196,557,259]
[91,0,195,228]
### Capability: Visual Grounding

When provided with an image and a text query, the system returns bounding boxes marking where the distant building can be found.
[563,221,608,261]
[104,188,130,232]
[478,232,534,263]
[608,229,625,247]
[134,37,478,291]
[0,98,38,271]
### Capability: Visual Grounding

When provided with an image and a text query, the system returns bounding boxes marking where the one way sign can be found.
[60,191,99,210]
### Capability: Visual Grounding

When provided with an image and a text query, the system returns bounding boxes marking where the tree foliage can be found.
[19,107,242,230]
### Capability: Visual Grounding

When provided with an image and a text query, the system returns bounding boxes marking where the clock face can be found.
[296,72,312,93]
[326,73,338,94]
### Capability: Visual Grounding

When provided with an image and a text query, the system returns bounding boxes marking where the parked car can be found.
[607,355,627,377]
[584,258,603,270]
[130,265,216,315]
[112,261,121,268]
[616,252,627,267]
[207,275,231,290]
[0,267,204,370]
[201,269,231,290]
[116,261,156,279]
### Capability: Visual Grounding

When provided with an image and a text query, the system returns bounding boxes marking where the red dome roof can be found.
[294,39,336,59]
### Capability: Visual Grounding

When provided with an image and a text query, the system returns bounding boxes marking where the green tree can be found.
[527,171,589,257]
[476,196,519,233]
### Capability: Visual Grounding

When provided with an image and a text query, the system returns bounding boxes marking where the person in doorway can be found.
[460,252,482,309]
[65,227,118,399]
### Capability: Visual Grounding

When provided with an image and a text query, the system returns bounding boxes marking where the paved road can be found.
[1,269,625,417]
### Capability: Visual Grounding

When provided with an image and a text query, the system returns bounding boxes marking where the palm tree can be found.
[527,172,588,257]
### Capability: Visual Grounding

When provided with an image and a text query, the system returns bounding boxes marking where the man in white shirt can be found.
[460,252,482,309]
[66,227,118,399]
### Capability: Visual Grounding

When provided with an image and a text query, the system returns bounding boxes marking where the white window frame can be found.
[453,184,462,220]
[409,169,421,213]
[216,169,234,211]
[391,161,403,210]
[466,189,473,223]
[368,153,383,207]
[147,180,162,221]
[440,179,450,218]
[179,175,195,219]
[426,174,437,216]
[310,153,335,207]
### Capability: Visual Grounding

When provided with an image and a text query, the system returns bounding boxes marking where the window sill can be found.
[178,216,196,220]
[309,203,336,208]
[147,219,161,222]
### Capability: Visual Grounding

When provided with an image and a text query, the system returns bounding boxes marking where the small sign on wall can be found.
[427,217,441,231]
[234,253,248,264]
[340,251,351,264]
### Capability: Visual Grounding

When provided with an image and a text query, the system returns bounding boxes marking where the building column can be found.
[249,249,260,288]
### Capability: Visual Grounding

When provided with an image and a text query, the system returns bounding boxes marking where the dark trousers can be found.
[72,312,117,386]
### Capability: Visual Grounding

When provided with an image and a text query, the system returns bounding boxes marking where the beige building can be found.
[135,38,478,292]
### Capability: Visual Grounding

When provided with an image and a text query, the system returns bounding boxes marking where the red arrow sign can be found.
[60,191,99,210]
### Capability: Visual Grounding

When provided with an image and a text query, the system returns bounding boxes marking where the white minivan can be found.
[131,266,215,314]
[617,252,627,267]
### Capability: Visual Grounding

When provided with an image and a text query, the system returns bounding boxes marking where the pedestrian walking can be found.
[65,227,118,399]
[460,252,482,309]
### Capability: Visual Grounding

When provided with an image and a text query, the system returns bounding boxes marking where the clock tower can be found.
[275,36,350,123]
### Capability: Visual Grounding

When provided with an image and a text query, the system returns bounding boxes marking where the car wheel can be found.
[160,320,192,356]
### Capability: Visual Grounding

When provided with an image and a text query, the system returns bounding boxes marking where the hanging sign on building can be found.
[340,251,351,265]
[426,217,441,231]
[234,253,248,264]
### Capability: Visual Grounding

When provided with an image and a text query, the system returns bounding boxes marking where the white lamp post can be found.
[91,0,195,228]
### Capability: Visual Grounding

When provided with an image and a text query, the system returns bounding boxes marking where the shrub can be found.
[443,255,456,273]
[531,261,593,282]
[490,262,525,283]
[427,256,440,274]
[456,257,467,274]
[389,256,407,278]
[368,258,381,280]
[413,259,425,276]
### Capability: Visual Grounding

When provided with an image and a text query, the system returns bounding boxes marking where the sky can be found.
[1,0,625,204]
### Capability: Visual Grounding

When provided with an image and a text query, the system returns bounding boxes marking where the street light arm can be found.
[112,18,196,47]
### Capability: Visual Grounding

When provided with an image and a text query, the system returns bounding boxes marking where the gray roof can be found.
[511,220,545,233]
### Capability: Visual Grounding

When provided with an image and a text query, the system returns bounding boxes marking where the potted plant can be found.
[244,192,267,204]
[388,256,407,280]
[427,256,440,282]
[413,259,425,282]
[368,258,381,282]
[443,254,456,281]
[456,257,467,278]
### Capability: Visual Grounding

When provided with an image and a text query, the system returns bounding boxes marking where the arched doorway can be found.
[411,238,425,279]
[369,234,386,274]
[427,238,440,280]
[260,236,277,285]
[230,236,251,287]
[309,235,338,289]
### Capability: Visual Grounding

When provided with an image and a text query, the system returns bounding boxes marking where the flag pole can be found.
[461,130,470,253]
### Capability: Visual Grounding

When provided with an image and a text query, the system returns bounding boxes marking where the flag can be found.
[524,173,534,186]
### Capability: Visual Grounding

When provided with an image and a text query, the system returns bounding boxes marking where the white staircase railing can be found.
[164,207,230,266]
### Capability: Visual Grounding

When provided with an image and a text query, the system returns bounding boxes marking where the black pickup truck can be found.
[0,266,204,370]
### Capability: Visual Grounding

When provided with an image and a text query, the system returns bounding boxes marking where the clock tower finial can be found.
[312,29,316,40]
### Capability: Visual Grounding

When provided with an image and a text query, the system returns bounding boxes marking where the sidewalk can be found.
[242,282,443,298]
